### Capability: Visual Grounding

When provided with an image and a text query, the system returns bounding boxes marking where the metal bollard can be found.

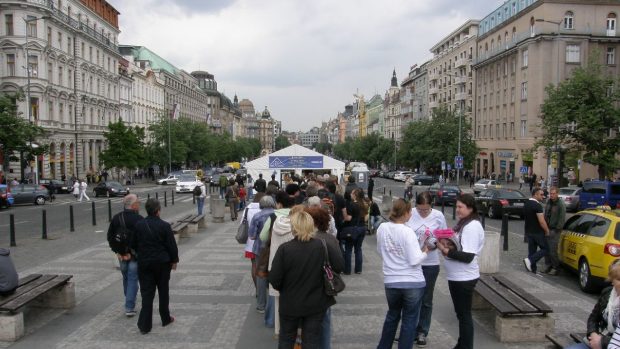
[481,210,486,229]
[147,193,150,200]
[156,192,159,201]
[383,187,386,195]
[91,201,97,226]
[108,199,112,222]
[415,192,418,201]
[452,202,456,220]
[42,209,48,239]
[70,205,75,232]
[389,190,392,197]
[172,190,175,205]
[502,213,509,251]
[164,191,167,207]
[10,214,16,247]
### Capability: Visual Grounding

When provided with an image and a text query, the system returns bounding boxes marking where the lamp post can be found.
[445,71,465,185]
[23,15,49,184]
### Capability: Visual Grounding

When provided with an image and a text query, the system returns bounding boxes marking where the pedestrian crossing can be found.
[49,195,201,206]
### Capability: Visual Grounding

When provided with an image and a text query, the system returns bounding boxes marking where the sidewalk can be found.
[3,208,593,348]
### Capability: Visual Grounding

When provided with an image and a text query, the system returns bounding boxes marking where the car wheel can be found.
[487,206,496,219]
[35,196,46,205]
[162,181,167,185]
[94,190,99,197]
[579,258,598,293]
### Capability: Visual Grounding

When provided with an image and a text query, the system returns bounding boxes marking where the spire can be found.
[391,68,398,87]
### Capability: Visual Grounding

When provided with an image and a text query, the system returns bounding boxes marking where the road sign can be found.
[441,161,446,171]
[454,156,463,169]
[447,164,452,171]
[520,166,528,174]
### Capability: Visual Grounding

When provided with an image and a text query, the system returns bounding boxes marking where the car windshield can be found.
[179,175,196,182]
[559,188,577,195]
[444,185,459,191]
[496,190,525,199]
[108,181,123,188]
[477,180,489,184]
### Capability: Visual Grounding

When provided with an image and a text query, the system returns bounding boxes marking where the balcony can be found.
[428,72,439,81]
[455,92,468,101]
[429,101,440,109]
[455,57,470,68]
[454,76,469,85]
[429,87,439,95]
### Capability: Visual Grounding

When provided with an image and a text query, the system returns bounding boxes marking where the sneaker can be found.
[163,316,175,327]
[523,258,532,272]
[125,310,137,317]
[416,334,427,347]
[257,308,265,314]
[548,268,559,276]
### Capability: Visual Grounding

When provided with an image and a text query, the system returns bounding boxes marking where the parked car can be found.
[202,169,215,183]
[474,188,527,219]
[428,183,462,206]
[93,181,130,197]
[579,180,620,210]
[411,175,437,186]
[9,184,49,205]
[369,169,380,177]
[0,184,14,209]
[39,178,71,194]
[558,187,582,212]
[394,171,415,182]
[559,207,620,292]
[157,174,180,185]
[176,175,202,194]
[473,179,501,194]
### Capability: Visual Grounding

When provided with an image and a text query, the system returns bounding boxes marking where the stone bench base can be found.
[185,223,198,235]
[495,314,554,342]
[0,312,24,341]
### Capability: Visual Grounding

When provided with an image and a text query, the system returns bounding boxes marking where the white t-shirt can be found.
[406,208,448,266]
[243,203,261,254]
[376,222,427,285]
[443,220,485,281]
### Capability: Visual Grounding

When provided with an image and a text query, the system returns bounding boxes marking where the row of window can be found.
[476,121,526,139]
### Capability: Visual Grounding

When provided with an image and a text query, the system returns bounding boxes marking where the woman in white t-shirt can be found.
[376,199,429,349]
[405,191,448,347]
[436,194,484,349]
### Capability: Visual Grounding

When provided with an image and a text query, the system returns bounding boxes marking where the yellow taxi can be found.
[559,206,620,292]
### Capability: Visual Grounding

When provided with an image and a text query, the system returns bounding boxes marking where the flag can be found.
[207,113,212,125]
[172,103,180,120]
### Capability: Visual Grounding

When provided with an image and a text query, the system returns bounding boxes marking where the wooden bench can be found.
[545,332,585,348]
[178,213,207,234]
[170,221,189,241]
[473,274,554,342]
[0,274,75,341]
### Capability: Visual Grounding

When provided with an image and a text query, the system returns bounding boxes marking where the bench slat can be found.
[570,332,586,344]
[0,275,72,312]
[546,333,574,348]
[480,275,539,314]
[17,274,42,287]
[493,275,553,314]
[0,275,57,309]
[178,214,193,222]
[475,279,520,315]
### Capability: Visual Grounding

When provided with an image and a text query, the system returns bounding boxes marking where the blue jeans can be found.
[256,276,268,312]
[322,307,332,349]
[527,234,549,273]
[344,229,365,274]
[120,259,139,312]
[196,197,205,215]
[220,186,226,199]
[417,265,440,337]
[377,287,425,349]
[265,295,275,328]
[565,344,589,349]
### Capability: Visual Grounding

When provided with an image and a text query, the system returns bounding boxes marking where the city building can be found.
[365,94,384,135]
[472,0,620,180]
[299,127,320,148]
[383,69,402,141]
[0,0,122,180]
[121,53,165,132]
[258,106,275,155]
[401,61,430,122]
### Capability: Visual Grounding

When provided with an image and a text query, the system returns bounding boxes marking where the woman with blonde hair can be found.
[269,210,344,348]
[376,199,428,349]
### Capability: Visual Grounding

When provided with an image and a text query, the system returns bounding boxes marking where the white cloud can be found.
[109,0,501,131]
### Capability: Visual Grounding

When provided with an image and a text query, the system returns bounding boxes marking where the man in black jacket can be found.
[131,198,179,334]
[107,194,143,317]
[254,173,267,193]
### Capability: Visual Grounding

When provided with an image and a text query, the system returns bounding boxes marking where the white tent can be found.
[244,144,345,184]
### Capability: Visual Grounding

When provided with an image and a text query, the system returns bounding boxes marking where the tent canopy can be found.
[244,144,345,183]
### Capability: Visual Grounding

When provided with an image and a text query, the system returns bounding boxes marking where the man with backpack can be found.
[219,174,229,199]
[107,194,143,317]
[254,173,267,193]
[193,182,207,215]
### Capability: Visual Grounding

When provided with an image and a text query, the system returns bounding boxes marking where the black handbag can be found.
[235,208,249,244]
[320,239,345,296]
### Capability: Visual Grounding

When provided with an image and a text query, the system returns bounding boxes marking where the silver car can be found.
[9,184,50,205]
[558,187,581,212]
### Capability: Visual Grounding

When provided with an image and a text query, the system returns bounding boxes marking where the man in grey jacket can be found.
[0,248,18,296]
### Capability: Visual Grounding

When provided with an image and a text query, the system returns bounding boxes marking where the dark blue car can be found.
[0,184,14,209]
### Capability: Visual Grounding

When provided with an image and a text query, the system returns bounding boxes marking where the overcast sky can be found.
[108,0,500,132]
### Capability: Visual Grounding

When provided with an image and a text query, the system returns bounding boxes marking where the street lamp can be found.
[444,71,466,185]
[23,15,50,184]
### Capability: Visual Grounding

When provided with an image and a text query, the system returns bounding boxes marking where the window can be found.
[81,42,85,58]
[59,103,64,123]
[58,66,63,85]
[67,37,71,54]
[30,97,39,121]
[47,63,52,83]
[564,11,574,29]
[520,120,527,137]
[47,26,51,43]
[5,14,13,36]
[512,58,516,73]
[89,46,93,62]
[48,101,54,121]
[28,55,38,77]
[6,54,15,76]
[57,31,62,49]
[496,124,500,139]
[26,16,37,37]
[510,122,515,138]
[522,49,529,67]
[566,44,580,63]
[68,69,73,88]
[608,13,617,36]
[608,47,616,65]
[521,82,528,100]
[530,17,536,37]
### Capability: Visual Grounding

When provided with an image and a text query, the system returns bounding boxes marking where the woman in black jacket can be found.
[269,210,344,349]
[568,259,620,349]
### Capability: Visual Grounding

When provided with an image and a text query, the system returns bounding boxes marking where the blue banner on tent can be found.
[269,156,324,168]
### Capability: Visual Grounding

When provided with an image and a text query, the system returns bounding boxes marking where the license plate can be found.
[588,202,597,205]
[513,202,524,207]
[448,193,456,196]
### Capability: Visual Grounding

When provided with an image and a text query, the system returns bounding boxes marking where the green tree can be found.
[0,93,47,177]
[537,58,620,179]
[100,119,146,177]
[314,142,332,155]
[275,135,290,150]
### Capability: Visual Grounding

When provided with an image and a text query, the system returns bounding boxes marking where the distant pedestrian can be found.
[79,179,90,202]
[219,173,228,199]
[367,177,374,200]
[225,179,240,221]
[47,180,56,202]
[523,188,550,274]
[72,180,80,199]
[107,194,143,317]
[519,177,524,190]
[195,181,206,215]
[9,178,18,187]
[131,199,179,334]
[268,174,280,190]
[254,173,267,193]
[543,187,565,276]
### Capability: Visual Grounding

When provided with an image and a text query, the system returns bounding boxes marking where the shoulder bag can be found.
[256,213,277,278]
[321,239,345,296]
[235,208,250,244]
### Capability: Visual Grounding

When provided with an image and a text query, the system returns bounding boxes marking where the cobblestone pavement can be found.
[1,206,596,349]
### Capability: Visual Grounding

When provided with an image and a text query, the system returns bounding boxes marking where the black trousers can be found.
[448,279,478,349]
[278,311,325,349]
[137,262,172,332]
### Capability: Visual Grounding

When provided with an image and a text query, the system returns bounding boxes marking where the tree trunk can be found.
[598,165,606,180]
